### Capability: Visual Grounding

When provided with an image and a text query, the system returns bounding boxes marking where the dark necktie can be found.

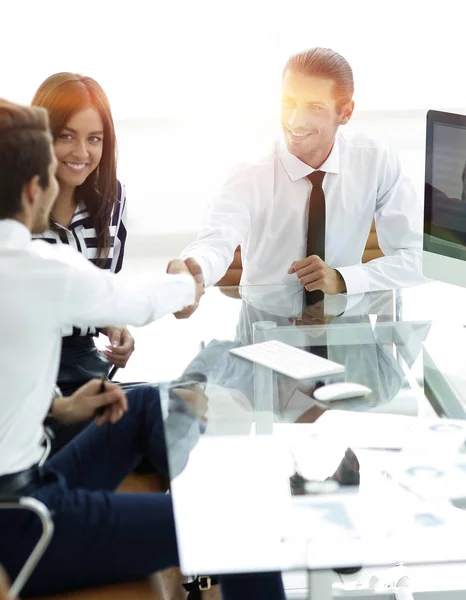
[304,170,328,359]
[305,170,326,306]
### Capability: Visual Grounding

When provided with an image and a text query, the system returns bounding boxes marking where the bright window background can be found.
[3,0,466,241]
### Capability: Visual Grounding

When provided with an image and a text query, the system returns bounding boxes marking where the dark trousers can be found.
[0,385,284,599]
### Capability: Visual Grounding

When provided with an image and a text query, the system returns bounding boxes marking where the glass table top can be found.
[104,281,466,579]
[145,284,466,577]
[115,280,466,421]
[150,283,436,424]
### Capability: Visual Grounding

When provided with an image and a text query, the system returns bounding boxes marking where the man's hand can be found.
[0,567,10,600]
[51,379,128,426]
[102,326,135,368]
[288,255,346,295]
[289,301,333,328]
[167,257,205,319]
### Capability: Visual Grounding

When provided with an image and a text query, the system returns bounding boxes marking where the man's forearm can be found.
[338,248,425,295]
[64,251,197,328]
[180,243,235,288]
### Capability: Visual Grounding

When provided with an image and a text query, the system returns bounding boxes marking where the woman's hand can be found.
[102,326,135,368]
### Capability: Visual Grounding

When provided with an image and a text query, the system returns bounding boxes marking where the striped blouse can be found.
[33,180,127,336]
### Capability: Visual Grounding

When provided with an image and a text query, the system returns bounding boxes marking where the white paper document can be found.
[384,453,466,508]
[285,489,466,569]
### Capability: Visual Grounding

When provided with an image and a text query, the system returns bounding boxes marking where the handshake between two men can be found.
[167,257,205,319]
[166,254,347,320]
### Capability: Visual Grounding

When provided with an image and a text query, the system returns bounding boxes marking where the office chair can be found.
[0,496,54,599]
[0,431,54,598]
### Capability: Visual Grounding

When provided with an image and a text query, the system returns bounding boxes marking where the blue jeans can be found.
[0,385,284,599]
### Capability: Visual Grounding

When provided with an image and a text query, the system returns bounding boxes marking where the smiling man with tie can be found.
[175,47,424,315]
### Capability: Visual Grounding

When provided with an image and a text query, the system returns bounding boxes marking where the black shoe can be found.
[183,576,219,599]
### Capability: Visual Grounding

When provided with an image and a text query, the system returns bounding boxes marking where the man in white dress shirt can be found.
[0,99,285,599]
[176,47,424,316]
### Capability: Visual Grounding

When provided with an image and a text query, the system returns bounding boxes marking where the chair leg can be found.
[1,497,54,599]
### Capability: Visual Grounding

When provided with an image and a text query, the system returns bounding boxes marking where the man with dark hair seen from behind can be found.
[175,47,424,316]
[0,99,285,599]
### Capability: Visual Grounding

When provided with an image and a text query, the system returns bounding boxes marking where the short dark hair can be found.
[283,48,354,109]
[0,99,52,220]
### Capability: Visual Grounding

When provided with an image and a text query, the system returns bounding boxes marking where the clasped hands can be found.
[166,257,205,319]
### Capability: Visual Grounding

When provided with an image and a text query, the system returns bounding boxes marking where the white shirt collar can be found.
[0,219,31,248]
[279,133,340,182]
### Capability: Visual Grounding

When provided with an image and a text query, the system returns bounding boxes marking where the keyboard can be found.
[230,340,345,380]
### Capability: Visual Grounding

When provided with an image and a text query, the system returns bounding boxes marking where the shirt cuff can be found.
[173,274,197,308]
[336,265,371,296]
[324,293,366,316]
[152,273,196,317]
[341,293,368,315]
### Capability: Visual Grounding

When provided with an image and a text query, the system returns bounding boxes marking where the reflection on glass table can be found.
[148,285,466,599]
[166,285,432,434]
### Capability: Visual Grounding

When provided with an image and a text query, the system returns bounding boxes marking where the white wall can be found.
[117,110,430,257]
[4,0,466,255]
[6,0,466,116]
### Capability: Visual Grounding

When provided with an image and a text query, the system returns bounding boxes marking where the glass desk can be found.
[118,280,466,421]
[125,283,436,421]
[122,283,466,599]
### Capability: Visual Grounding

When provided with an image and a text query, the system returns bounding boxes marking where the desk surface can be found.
[163,430,466,575]
[125,282,466,576]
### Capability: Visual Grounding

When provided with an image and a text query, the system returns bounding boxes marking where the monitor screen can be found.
[424,111,466,262]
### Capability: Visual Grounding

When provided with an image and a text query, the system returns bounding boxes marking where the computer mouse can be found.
[313,382,372,402]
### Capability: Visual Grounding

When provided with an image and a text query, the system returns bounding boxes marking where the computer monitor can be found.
[423,110,466,286]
